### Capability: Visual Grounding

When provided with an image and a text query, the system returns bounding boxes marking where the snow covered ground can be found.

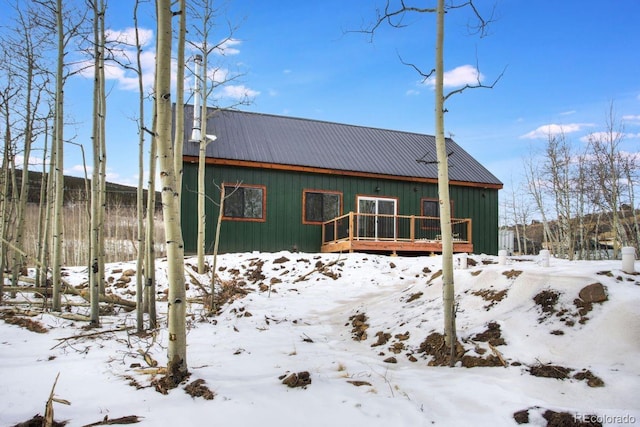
[1,252,639,426]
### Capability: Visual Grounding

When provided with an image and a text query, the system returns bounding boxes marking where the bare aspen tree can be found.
[363,0,501,364]
[523,153,557,253]
[145,107,158,328]
[89,0,107,326]
[51,0,66,311]
[543,131,576,259]
[0,86,18,300]
[187,0,249,274]
[97,0,107,297]
[174,0,186,198]
[133,0,146,333]
[621,153,640,252]
[31,0,90,311]
[35,122,50,288]
[156,0,188,379]
[587,104,627,258]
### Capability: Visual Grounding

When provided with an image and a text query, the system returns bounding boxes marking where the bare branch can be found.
[398,53,435,82]
[443,62,506,102]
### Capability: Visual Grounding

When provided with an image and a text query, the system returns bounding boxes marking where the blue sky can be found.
[13,0,640,195]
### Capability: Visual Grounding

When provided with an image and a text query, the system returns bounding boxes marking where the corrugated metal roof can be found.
[181,106,502,186]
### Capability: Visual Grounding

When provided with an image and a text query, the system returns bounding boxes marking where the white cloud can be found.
[559,110,576,116]
[218,85,260,100]
[217,38,242,56]
[406,89,420,96]
[106,27,154,47]
[622,114,640,124]
[425,64,483,89]
[579,131,640,142]
[73,27,156,92]
[520,123,594,139]
[579,131,622,143]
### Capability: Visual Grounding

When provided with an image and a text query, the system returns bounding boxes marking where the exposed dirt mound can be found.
[472,321,506,346]
[573,369,605,388]
[280,371,311,388]
[534,289,560,317]
[405,291,423,303]
[1,311,48,333]
[543,409,602,427]
[11,415,68,427]
[417,332,465,366]
[371,331,391,347]
[472,289,509,310]
[184,379,215,400]
[503,269,523,279]
[152,362,190,395]
[529,363,572,379]
[348,312,369,341]
[514,408,602,426]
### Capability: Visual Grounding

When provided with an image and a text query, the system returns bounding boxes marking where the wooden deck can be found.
[321,212,473,255]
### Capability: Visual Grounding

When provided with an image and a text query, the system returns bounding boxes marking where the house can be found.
[180,106,503,255]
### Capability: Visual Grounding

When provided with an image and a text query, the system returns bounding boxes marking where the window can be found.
[421,198,454,217]
[223,184,266,221]
[303,190,342,224]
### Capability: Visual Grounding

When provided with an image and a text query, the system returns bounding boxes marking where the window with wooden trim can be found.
[223,184,266,221]
[421,198,454,217]
[302,190,342,224]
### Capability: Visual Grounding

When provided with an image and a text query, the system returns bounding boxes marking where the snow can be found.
[1,252,639,426]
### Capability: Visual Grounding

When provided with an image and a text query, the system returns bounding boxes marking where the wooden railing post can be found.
[410,215,415,242]
[349,212,354,242]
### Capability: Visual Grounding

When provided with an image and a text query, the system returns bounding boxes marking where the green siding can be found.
[181,162,499,255]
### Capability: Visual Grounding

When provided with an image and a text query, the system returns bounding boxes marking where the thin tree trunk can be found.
[51,0,65,312]
[134,0,146,333]
[145,107,157,328]
[98,0,107,296]
[89,0,103,326]
[0,111,11,301]
[209,185,224,312]
[35,123,50,288]
[156,0,188,378]
[12,56,34,288]
[434,0,456,366]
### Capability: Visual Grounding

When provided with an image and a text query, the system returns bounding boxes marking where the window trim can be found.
[420,197,455,218]
[302,189,343,224]
[222,183,267,222]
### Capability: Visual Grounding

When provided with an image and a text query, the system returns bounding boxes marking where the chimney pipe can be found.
[190,54,203,142]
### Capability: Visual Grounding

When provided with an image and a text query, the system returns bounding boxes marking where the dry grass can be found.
[17,200,166,266]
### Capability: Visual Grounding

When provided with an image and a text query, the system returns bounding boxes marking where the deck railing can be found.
[321,212,472,246]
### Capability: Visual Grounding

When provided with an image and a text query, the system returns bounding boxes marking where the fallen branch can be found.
[82,415,142,426]
[184,267,210,297]
[77,290,137,308]
[51,326,135,349]
[294,257,341,283]
[9,274,136,309]
[44,373,71,427]
[488,343,508,367]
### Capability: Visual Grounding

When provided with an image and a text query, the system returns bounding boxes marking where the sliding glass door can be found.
[357,196,397,240]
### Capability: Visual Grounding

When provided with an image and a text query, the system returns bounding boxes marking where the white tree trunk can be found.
[51,0,65,312]
[156,0,188,377]
[434,0,456,363]
[133,0,146,333]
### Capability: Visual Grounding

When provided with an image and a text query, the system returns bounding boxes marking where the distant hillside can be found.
[10,169,161,208]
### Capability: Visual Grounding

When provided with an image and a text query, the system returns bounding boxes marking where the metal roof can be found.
[181,106,502,186]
